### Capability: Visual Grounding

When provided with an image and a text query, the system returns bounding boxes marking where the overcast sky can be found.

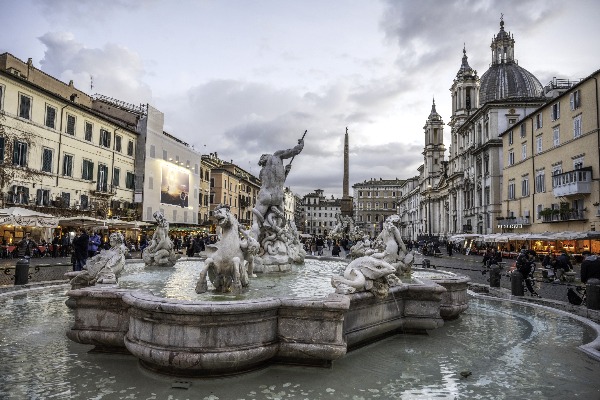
[1,0,599,198]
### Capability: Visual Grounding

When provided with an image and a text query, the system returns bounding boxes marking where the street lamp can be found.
[427,184,432,240]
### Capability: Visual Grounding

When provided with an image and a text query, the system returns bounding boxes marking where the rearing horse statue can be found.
[195,204,255,293]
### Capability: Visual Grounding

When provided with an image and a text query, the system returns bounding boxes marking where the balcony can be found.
[90,184,117,197]
[552,167,592,197]
[541,209,586,223]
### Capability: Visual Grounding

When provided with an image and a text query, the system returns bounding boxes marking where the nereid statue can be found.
[70,232,126,288]
[331,215,414,298]
[251,134,306,271]
[329,214,362,242]
[196,204,257,293]
[142,211,180,267]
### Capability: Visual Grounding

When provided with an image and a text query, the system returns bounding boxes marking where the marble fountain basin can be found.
[65,259,469,376]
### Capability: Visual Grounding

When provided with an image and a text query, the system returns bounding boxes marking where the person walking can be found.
[581,251,600,283]
[88,231,102,258]
[516,249,540,297]
[72,228,89,271]
[316,236,324,256]
[51,233,60,258]
[17,233,37,259]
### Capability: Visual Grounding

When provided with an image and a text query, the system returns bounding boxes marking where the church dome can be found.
[478,18,543,104]
[479,62,543,104]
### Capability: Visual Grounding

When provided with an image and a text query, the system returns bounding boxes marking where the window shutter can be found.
[12,140,18,164]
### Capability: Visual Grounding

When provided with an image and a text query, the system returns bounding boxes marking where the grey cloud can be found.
[38,32,152,104]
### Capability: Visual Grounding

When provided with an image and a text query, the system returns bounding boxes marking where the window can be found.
[112,167,120,187]
[573,115,582,138]
[508,130,513,145]
[520,124,526,138]
[535,113,542,129]
[521,176,529,197]
[552,165,562,177]
[573,156,584,170]
[82,159,94,180]
[61,192,70,207]
[0,85,4,110]
[66,114,76,135]
[508,180,516,200]
[536,135,543,154]
[80,194,89,210]
[36,189,50,206]
[62,154,73,176]
[521,143,527,160]
[19,94,32,120]
[12,185,30,204]
[535,171,545,193]
[150,145,155,158]
[553,127,560,146]
[570,90,581,110]
[127,140,134,156]
[163,150,168,160]
[115,135,122,152]
[551,102,560,121]
[99,129,111,148]
[126,172,135,189]
[45,105,56,129]
[85,122,93,141]
[0,136,4,161]
[41,148,53,172]
[12,140,27,167]
[97,164,109,191]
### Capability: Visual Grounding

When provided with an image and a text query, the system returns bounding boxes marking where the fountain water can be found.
[2,285,600,398]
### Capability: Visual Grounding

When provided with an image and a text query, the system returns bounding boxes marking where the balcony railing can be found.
[541,209,586,223]
[552,167,592,197]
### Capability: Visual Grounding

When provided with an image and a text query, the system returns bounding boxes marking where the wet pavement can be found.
[1,285,599,399]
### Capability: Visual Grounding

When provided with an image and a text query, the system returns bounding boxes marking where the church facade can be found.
[398,18,560,240]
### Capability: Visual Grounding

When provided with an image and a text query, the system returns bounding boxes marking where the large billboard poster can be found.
[160,165,190,207]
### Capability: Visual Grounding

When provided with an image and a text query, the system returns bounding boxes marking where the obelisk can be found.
[341,127,353,216]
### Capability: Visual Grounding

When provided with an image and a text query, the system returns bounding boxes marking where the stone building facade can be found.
[302,189,340,236]
[201,153,261,229]
[0,53,137,221]
[499,70,600,233]
[353,178,405,238]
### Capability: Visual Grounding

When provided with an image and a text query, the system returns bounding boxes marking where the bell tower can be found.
[422,98,445,186]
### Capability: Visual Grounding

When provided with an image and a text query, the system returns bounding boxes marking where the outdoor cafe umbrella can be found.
[0,206,58,228]
[58,216,108,229]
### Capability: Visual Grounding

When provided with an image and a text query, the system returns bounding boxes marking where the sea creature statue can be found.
[195,204,254,293]
[331,215,413,298]
[251,134,306,270]
[284,220,307,263]
[69,232,126,288]
[142,211,180,267]
[331,257,401,299]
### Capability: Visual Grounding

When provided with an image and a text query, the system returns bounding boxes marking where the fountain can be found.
[64,142,473,376]
[250,135,307,272]
[142,211,180,267]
